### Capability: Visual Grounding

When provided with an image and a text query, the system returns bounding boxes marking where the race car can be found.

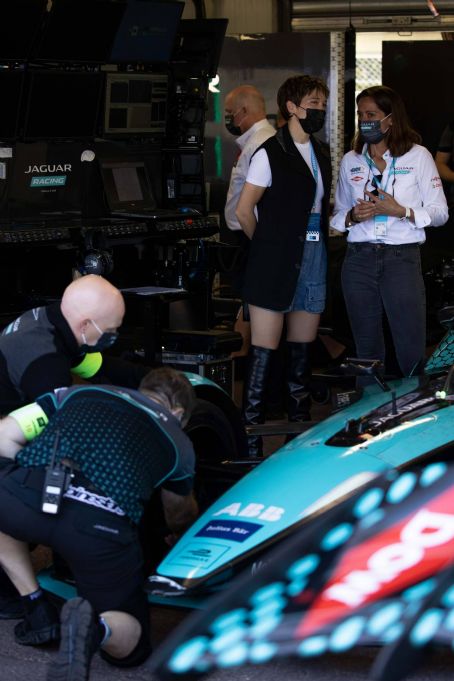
[147,307,454,601]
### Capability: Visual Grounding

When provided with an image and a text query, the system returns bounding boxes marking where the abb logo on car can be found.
[213,502,285,522]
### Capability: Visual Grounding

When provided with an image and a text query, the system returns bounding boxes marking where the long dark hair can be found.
[352,85,421,157]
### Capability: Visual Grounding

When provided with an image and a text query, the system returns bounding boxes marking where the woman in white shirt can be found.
[235,75,332,456]
[331,85,448,382]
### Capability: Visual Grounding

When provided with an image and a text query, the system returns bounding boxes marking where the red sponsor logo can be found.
[351,176,364,182]
[297,487,454,637]
[431,176,442,188]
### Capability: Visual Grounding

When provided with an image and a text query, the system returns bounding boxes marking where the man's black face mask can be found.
[225,111,243,136]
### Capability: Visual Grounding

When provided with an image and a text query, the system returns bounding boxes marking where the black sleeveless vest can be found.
[242,124,331,311]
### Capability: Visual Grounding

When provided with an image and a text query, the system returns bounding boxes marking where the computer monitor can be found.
[0,70,26,142]
[100,159,157,214]
[104,72,168,137]
[23,71,104,141]
[173,19,228,77]
[110,0,184,64]
[0,0,48,62]
[32,0,126,63]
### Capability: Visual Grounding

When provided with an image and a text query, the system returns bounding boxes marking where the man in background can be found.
[224,86,276,358]
[224,85,276,239]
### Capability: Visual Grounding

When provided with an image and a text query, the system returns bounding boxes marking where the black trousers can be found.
[342,242,426,378]
[0,467,149,634]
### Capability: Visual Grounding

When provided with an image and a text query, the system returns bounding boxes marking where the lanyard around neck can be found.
[310,143,318,183]
[364,152,396,195]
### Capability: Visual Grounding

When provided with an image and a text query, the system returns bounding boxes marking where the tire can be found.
[184,398,239,462]
[185,398,241,511]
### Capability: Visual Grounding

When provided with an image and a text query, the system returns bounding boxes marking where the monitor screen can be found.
[104,72,168,137]
[0,71,26,142]
[23,71,104,141]
[6,142,87,219]
[0,0,48,62]
[173,19,228,77]
[100,160,157,213]
[33,0,126,63]
[110,0,184,64]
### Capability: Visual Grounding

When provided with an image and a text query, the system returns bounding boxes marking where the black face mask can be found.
[224,111,243,136]
[359,114,391,144]
[80,319,118,354]
[297,107,326,134]
[80,331,118,354]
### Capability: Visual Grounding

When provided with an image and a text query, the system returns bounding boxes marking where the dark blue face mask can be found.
[80,319,118,354]
[359,113,391,144]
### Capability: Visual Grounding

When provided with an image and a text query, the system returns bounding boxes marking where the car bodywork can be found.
[149,326,454,598]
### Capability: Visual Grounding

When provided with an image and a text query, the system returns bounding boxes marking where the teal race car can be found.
[147,309,454,602]
[38,309,454,610]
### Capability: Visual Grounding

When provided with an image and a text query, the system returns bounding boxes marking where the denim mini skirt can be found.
[283,240,327,314]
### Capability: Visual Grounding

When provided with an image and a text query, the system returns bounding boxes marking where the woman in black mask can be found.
[331,85,448,383]
[235,75,332,457]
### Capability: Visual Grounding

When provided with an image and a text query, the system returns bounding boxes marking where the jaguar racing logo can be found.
[25,164,72,188]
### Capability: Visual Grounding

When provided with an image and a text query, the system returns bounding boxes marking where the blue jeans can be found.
[341,242,426,377]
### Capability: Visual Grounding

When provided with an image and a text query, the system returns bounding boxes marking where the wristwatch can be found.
[346,208,360,228]
[400,206,411,221]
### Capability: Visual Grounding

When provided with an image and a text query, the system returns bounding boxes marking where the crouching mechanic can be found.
[0,366,198,680]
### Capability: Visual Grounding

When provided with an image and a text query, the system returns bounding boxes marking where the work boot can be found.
[15,593,60,646]
[47,598,98,681]
[242,345,274,457]
[285,341,312,442]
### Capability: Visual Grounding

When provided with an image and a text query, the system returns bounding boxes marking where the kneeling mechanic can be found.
[0,366,198,680]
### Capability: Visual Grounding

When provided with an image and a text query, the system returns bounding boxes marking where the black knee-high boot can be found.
[286,341,312,426]
[242,345,274,457]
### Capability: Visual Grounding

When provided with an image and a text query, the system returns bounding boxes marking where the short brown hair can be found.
[139,367,196,421]
[277,75,329,121]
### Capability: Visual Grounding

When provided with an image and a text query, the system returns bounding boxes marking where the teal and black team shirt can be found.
[14,385,195,525]
[0,302,148,414]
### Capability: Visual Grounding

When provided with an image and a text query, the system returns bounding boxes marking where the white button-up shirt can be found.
[224,118,276,231]
[331,143,449,244]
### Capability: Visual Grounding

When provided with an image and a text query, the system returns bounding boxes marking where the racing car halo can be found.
[148,309,454,600]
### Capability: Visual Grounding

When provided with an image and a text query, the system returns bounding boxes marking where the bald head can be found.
[61,275,125,347]
[224,85,267,135]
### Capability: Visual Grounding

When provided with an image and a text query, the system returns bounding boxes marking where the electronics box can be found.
[162,328,242,356]
[162,352,234,397]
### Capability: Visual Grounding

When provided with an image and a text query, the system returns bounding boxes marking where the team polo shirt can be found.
[15,385,195,524]
[0,303,96,413]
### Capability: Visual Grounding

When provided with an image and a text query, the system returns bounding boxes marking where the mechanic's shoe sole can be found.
[47,598,96,681]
